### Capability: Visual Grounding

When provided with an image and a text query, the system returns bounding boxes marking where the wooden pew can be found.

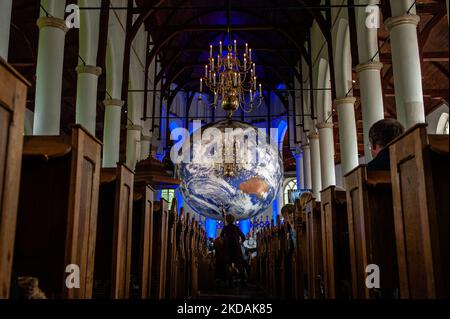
[305,198,324,299]
[276,216,286,298]
[129,184,154,299]
[190,219,199,298]
[344,165,398,299]
[165,199,178,299]
[150,199,169,299]
[93,164,134,299]
[198,227,214,293]
[0,58,29,298]
[184,213,191,297]
[175,208,186,298]
[389,124,449,298]
[292,199,306,299]
[13,125,102,299]
[320,186,352,299]
[267,223,276,296]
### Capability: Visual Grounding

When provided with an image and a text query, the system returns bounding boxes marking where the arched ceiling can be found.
[135,0,320,94]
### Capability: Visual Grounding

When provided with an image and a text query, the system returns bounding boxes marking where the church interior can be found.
[0,0,448,301]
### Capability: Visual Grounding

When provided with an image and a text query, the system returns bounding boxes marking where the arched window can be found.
[161,189,175,208]
[283,179,298,206]
[436,112,449,135]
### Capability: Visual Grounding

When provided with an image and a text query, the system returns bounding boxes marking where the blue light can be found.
[205,219,217,239]
[239,219,251,236]
[276,83,286,90]
[175,187,184,215]
[272,198,278,225]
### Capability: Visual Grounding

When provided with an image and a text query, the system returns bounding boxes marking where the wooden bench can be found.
[198,226,214,293]
[0,58,29,298]
[389,124,449,298]
[129,184,154,299]
[190,219,199,298]
[175,208,187,298]
[183,213,191,297]
[150,199,169,299]
[320,186,351,299]
[292,199,306,299]
[344,165,398,299]
[165,199,178,299]
[93,164,134,299]
[14,125,102,299]
[305,198,324,299]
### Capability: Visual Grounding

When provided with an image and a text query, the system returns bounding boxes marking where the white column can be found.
[75,65,102,134]
[385,14,425,128]
[298,153,305,190]
[0,0,13,60]
[302,144,312,190]
[335,97,359,174]
[308,133,322,201]
[102,99,124,168]
[126,125,142,170]
[317,123,336,189]
[76,0,101,135]
[355,62,385,161]
[292,148,304,190]
[33,15,68,135]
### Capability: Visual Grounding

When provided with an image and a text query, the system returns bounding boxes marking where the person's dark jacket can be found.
[367,147,391,171]
[220,224,245,264]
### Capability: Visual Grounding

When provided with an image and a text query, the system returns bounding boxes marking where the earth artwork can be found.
[175,120,283,220]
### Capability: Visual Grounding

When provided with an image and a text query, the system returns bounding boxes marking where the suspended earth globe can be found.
[175,120,283,220]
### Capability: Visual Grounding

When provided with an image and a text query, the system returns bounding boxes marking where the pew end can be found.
[389,124,449,298]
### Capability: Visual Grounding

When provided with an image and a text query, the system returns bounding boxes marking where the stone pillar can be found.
[0,0,13,60]
[33,16,68,135]
[75,65,102,134]
[302,144,312,190]
[335,97,359,174]
[317,123,336,189]
[76,0,101,135]
[355,62,385,161]
[385,14,425,128]
[292,150,304,190]
[126,125,142,170]
[308,133,322,200]
[102,99,124,168]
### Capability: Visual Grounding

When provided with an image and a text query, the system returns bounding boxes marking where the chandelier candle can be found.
[199,39,264,117]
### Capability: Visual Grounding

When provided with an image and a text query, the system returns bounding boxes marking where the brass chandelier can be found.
[198,39,264,118]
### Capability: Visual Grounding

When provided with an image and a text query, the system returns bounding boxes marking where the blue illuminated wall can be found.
[205,219,217,239]
[238,219,251,236]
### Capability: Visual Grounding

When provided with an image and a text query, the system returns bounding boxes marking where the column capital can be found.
[354,61,383,73]
[307,133,319,140]
[127,124,143,131]
[334,96,356,105]
[37,16,69,33]
[141,135,152,141]
[385,14,420,31]
[316,122,334,130]
[76,65,102,77]
[103,99,124,108]
[302,144,310,150]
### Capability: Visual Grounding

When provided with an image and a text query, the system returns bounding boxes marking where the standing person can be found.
[220,214,246,287]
